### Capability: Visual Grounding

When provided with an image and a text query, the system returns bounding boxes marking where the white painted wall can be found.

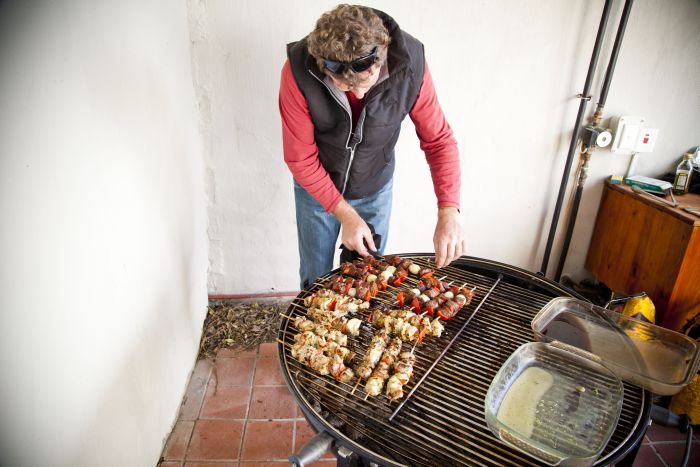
[196,0,700,294]
[0,1,207,466]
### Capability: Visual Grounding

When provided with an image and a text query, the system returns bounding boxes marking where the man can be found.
[280,4,465,289]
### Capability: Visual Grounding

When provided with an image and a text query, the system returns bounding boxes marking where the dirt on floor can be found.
[198,300,291,359]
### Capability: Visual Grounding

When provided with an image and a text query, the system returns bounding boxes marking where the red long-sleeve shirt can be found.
[279,59,460,213]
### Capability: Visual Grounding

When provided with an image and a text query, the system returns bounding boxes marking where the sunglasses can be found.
[323,47,379,74]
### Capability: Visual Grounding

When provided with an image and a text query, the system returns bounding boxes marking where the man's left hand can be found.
[433,207,467,268]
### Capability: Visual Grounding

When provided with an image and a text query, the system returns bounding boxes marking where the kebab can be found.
[365,337,403,396]
[340,256,416,288]
[293,327,348,348]
[356,329,391,380]
[383,255,435,279]
[294,313,362,336]
[368,308,444,341]
[290,343,355,382]
[323,273,380,302]
[303,288,370,314]
[291,321,356,380]
[396,284,475,320]
[386,351,417,400]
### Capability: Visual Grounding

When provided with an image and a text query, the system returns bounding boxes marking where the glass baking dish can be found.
[485,342,623,466]
[532,297,700,395]
[485,297,700,466]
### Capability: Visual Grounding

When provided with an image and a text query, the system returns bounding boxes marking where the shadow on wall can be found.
[67,287,202,466]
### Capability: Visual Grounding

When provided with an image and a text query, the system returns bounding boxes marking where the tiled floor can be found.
[635,422,700,467]
[159,342,698,466]
[159,342,334,466]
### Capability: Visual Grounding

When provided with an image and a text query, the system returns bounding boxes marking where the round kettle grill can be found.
[278,255,650,466]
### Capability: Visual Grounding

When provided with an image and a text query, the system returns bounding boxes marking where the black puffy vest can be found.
[286,10,425,200]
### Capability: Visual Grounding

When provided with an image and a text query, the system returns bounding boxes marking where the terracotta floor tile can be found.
[159,462,183,467]
[645,422,688,442]
[653,440,699,467]
[253,357,285,386]
[258,342,279,359]
[185,463,237,467]
[218,348,258,359]
[213,357,256,387]
[179,359,213,421]
[631,445,665,467]
[306,461,336,467]
[241,421,294,461]
[186,420,243,461]
[199,383,250,419]
[248,386,296,420]
[239,463,288,467]
[294,419,334,459]
[163,420,194,460]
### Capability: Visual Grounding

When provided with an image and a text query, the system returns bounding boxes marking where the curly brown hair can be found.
[307,4,391,86]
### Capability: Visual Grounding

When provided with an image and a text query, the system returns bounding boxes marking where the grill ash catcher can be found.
[280,255,658,467]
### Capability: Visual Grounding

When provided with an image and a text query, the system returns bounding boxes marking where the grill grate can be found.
[279,255,647,466]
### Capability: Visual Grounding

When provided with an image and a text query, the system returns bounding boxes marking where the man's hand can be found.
[333,200,376,257]
[433,207,467,268]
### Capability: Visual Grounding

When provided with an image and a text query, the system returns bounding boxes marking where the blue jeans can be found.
[294,179,393,289]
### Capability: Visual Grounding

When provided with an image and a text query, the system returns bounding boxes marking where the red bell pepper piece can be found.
[396,292,405,307]
[410,297,421,312]
[393,270,408,286]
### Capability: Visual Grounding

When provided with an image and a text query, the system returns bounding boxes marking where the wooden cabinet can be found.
[586,182,700,331]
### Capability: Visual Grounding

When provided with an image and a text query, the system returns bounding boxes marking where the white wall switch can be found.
[611,116,645,154]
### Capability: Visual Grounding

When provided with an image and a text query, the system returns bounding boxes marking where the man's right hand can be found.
[333,200,376,257]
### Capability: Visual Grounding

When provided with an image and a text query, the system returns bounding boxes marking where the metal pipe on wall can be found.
[540,0,614,276]
[554,0,635,282]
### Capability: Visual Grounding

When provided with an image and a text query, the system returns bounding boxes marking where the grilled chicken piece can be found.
[385,375,404,399]
[430,318,444,337]
[345,318,362,336]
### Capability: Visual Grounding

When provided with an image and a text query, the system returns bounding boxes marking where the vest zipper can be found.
[308,70,362,196]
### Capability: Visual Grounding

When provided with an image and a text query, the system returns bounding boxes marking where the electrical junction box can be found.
[611,116,645,154]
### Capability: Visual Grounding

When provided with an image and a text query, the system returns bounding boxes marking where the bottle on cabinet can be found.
[673,153,694,195]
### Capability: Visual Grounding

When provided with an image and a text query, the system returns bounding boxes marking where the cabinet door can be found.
[585,184,695,329]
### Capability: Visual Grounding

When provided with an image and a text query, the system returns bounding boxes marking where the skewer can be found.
[351,377,361,395]
[388,274,503,422]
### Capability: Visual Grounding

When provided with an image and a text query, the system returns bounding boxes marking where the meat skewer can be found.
[365,337,403,397]
[396,283,475,321]
[322,273,380,302]
[386,351,417,400]
[295,312,363,336]
[356,329,390,380]
[290,342,356,383]
[339,255,430,290]
[367,308,444,341]
[303,289,370,314]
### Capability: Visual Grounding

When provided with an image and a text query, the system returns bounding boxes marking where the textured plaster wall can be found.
[191,0,700,294]
[0,1,207,465]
